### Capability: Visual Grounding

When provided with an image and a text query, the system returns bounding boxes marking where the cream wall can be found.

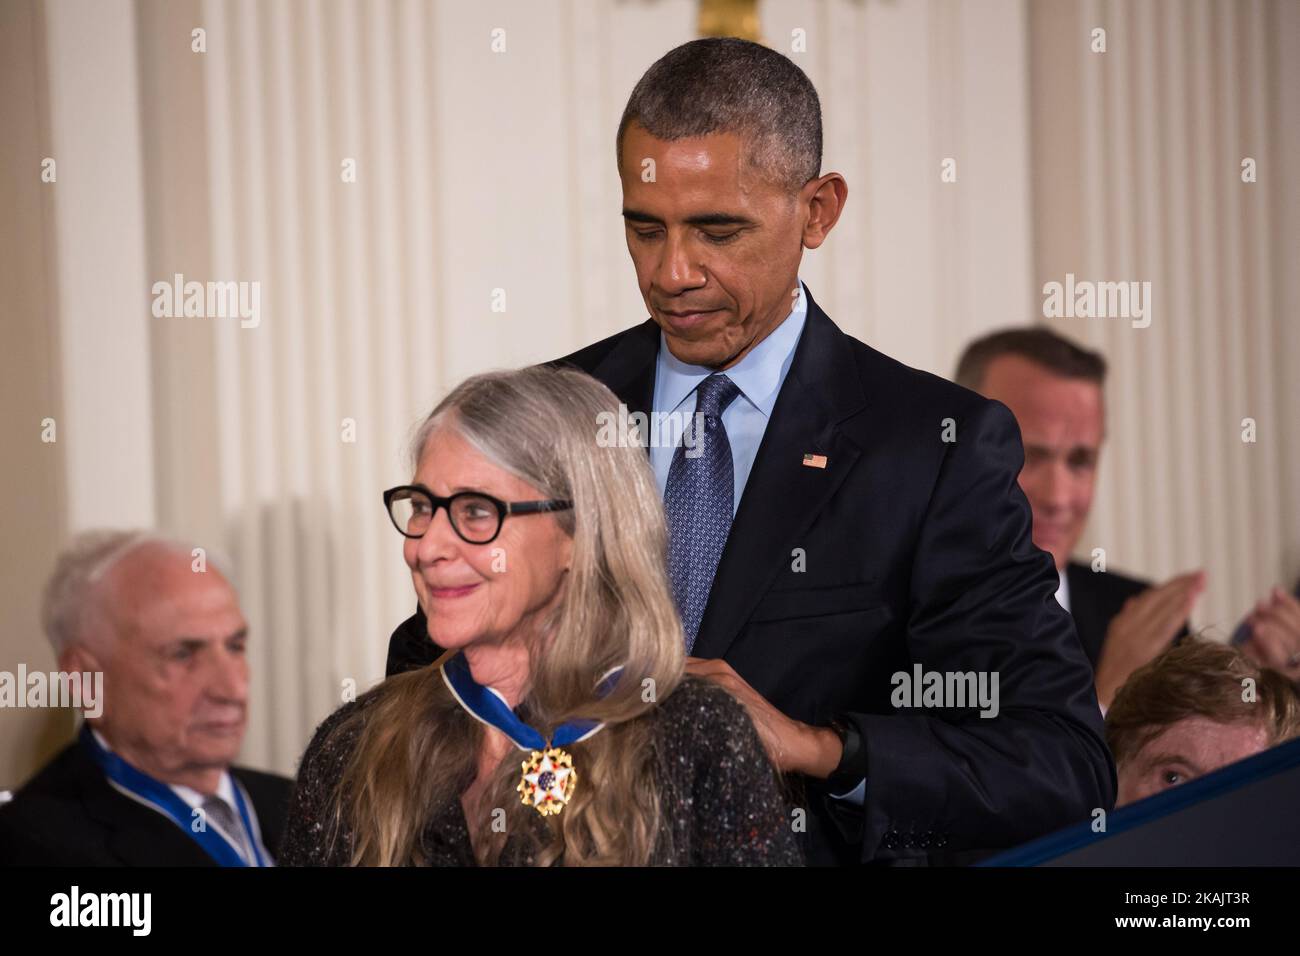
[1,0,1295,785]
[0,0,70,789]
[1029,0,1300,631]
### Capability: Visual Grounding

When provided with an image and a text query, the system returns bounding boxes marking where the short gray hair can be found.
[42,529,231,656]
[617,37,822,190]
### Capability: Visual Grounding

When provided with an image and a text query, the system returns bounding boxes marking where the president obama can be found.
[388,37,1114,865]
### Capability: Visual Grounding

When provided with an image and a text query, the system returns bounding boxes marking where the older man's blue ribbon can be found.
[80,725,264,867]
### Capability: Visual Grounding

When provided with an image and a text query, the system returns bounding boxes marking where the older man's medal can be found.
[441,653,620,817]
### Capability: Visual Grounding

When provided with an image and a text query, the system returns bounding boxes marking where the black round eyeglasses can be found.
[382,485,573,545]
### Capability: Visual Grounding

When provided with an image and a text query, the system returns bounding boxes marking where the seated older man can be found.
[1106,636,1300,806]
[0,531,291,865]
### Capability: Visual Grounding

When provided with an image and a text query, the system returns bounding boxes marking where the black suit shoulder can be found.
[549,322,653,373]
[846,338,1016,447]
[851,336,981,407]
[0,741,181,865]
[0,742,90,847]
[386,608,438,676]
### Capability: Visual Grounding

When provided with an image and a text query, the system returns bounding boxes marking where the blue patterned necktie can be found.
[665,373,742,652]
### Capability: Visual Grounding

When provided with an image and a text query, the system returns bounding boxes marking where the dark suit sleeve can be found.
[844,400,1116,861]
[386,608,440,677]
[0,805,51,866]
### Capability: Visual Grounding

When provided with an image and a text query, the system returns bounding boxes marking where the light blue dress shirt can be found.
[650,281,808,511]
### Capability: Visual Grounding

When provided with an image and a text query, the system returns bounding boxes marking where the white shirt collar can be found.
[1055,566,1071,613]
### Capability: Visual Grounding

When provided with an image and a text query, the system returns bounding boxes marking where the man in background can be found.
[955,328,1198,711]
[0,530,291,866]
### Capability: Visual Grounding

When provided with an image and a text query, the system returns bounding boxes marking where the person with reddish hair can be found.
[1106,637,1300,806]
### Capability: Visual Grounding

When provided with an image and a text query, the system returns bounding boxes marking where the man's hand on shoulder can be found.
[686,657,842,778]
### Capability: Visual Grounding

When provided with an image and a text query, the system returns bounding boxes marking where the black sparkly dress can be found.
[280,676,804,866]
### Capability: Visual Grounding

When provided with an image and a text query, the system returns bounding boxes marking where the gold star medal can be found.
[441,653,623,820]
[518,746,576,816]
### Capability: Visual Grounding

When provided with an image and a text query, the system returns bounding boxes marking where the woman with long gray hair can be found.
[280,365,799,865]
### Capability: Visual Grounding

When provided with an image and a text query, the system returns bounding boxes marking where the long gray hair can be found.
[328,365,686,865]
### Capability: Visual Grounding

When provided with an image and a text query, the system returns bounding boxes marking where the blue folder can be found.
[982,735,1300,865]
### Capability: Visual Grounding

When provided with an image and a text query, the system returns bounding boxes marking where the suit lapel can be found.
[74,740,215,866]
[579,297,867,662]
[586,319,659,417]
[692,291,867,660]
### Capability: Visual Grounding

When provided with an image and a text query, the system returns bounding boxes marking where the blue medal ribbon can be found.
[439,652,621,751]
[80,725,264,867]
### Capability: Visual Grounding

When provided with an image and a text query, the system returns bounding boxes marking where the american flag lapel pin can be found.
[802,453,828,469]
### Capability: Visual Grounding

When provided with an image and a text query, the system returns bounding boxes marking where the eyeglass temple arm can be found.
[506,500,572,515]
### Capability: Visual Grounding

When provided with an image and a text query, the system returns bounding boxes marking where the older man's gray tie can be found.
[665,373,741,652]
[201,795,254,865]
